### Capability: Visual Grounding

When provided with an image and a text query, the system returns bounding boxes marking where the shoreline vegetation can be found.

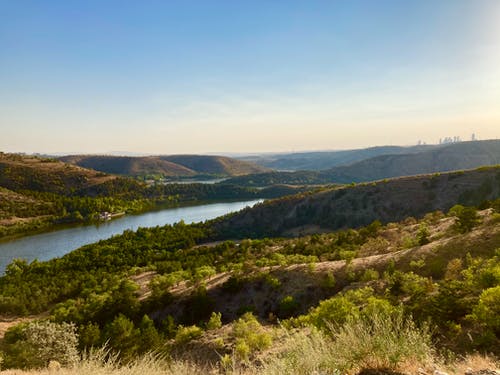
[0,197,264,243]
[0,152,310,239]
[0,198,232,241]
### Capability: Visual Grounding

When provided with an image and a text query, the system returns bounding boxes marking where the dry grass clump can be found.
[445,353,499,374]
[0,349,209,375]
[327,311,434,373]
[243,310,435,375]
[1,316,498,375]
[250,328,336,375]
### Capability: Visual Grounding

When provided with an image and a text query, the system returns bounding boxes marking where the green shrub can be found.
[293,288,398,332]
[234,340,251,360]
[103,314,140,360]
[175,325,203,344]
[2,320,79,369]
[339,250,357,261]
[307,295,357,330]
[150,271,188,297]
[402,236,417,249]
[417,224,431,245]
[192,266,216,282]
[138,315,161,352]
[360,268,379,282]
[387,271,433,298]
[232,313,272,359]
[78,322,101,350]
[449,205,481,233]
[206,312,222,330]
[410,259,426,270]
[471,286,500,332]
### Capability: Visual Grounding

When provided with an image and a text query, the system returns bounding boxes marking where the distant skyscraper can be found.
[471,133,476,141]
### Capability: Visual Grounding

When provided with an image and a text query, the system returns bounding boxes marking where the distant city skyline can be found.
[1,1,499,154]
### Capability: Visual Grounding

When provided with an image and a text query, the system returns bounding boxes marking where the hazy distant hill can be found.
[215,165,500,238]
[60,154,268,177]
[60,155,196,177]
[226,140,500,186]
[324,140,500,183]
[240,144,437,171]
[160,155,269,176]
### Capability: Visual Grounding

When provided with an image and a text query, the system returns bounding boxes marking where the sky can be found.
[1,0,499,155]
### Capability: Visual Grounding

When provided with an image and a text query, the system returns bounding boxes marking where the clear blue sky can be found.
[1,0,499,154]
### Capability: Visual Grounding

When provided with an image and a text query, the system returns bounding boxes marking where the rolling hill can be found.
[323,139,500,183]
[238,144,438,171]
[214,165,500,238]
[0,152,120,195]
[225,140,500,186]
[160,155,269,176]
[59,155,196,177]
[59,154,269,177]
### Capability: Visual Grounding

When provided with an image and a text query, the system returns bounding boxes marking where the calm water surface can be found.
[0,199,262,273]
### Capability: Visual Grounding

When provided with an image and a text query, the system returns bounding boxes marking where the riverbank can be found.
[0,198,231,242]
[0,199,263,273]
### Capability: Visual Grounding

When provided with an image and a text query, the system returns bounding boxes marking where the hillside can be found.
[0,152,119,195]
[0,187,54,227]
[0,153,154,236]
[226,140,500,186]
[60,154,269,177]
[60,155,197,177]
[239,144,437,171]
[0,196,499,373]
[324,139,500,183]
[161,155,269,176]
[215,166,500,238]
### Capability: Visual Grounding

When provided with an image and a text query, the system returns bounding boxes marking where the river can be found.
[0,199,262,273]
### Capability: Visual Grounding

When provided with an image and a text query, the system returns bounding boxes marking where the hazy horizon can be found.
[1,1,499,154]
[7,137,499,158]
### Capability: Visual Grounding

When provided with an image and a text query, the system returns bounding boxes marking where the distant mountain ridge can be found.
[324,140,500,183]
[59,154,269,177]
[225,140,500,186]
[239,144,438,171]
